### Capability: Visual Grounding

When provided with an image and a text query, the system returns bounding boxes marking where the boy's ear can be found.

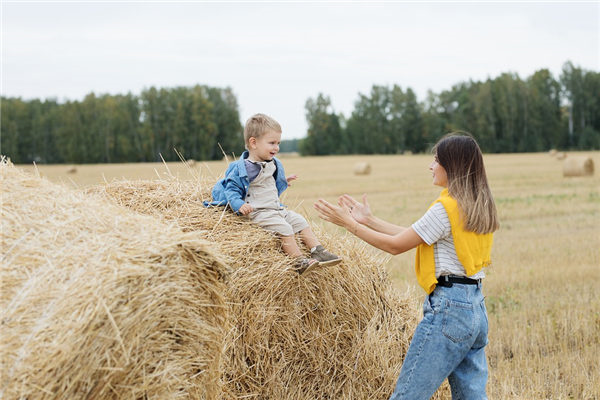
[248,137,256,148]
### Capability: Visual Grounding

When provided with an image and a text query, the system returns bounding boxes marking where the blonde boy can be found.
[209,113,341,273]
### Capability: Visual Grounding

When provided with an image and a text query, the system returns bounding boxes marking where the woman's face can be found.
[429,155,448,187]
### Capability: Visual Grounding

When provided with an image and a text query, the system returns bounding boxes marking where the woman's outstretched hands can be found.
[338,194,371,225]
[314,198,354,229]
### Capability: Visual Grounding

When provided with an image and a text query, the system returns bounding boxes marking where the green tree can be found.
[206,86,244,159]
[301,93,343,155]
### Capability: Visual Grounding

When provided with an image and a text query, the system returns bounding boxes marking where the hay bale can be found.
[353,161,371,175]
[186,159,197,167]
[66,165,77,173]
[563,156,594,177]
[549,149,558,157]
[0,160,229,399]
[556,152,567,160]
[93,178,447,399]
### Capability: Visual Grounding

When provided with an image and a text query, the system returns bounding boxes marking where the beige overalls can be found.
[246,161,308,236]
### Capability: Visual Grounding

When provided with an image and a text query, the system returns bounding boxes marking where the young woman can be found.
[314,133,499,399]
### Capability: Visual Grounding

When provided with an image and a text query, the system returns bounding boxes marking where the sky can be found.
[2,1,599,139]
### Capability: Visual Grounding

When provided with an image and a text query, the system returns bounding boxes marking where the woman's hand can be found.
[314,199,355,229]
[338,194,371,225]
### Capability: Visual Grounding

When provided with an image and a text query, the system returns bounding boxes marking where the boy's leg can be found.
[298,227,342,266]
[251,210,318,273]
[282,209,342,266]
[298,227,320,249]
[281,235,302,258]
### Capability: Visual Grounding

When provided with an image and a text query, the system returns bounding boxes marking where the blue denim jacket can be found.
[205,151,288,213]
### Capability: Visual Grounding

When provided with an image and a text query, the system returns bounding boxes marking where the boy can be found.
[208,113,341,274]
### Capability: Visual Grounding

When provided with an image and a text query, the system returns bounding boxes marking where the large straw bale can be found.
[94,177,445,399]
[562,156,594,177]
[0,161,229,399]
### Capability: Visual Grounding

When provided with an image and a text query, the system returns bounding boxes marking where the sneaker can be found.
[294,257,320,275]
[311,245,342,267]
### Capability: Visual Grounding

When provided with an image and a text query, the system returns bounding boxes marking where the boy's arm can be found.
[222,176,247,212]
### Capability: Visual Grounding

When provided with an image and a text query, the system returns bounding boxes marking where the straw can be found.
[94,176,451,399]
[1,160,229,399]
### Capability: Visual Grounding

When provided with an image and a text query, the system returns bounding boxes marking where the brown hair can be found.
[243,113,282,147]
[433,132,499,234]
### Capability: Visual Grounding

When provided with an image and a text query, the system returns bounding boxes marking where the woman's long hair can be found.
[433,132,499,234]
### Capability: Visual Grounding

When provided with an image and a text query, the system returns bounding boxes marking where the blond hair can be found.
[243,113,282,147]
[433,132,499,234]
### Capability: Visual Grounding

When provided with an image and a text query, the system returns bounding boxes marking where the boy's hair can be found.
[433,132,499,234]
[244,113,282,147]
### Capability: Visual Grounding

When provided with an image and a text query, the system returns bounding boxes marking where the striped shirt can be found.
[412,202,485,280]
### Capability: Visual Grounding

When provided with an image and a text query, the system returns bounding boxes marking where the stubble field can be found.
[19,151,600,399]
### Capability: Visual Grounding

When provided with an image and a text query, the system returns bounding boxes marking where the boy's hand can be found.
[286,174,298,185]
[238,203,253,215]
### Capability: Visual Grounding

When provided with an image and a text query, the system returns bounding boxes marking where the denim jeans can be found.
[390,283,489,400]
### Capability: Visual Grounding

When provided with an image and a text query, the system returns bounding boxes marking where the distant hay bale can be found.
[186,159,197,167]
[0,160,229,399]
[66,165,77,173]
[93,177,443,399]
[549,149,557,157]
[563,156,594,177]
[556,152,567,160]
[353,161,371,175]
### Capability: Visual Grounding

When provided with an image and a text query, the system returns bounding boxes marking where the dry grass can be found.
[1,160,229,399]
[17,151,600,399]
[91,177,430,399]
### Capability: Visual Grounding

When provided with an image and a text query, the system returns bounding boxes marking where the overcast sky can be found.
[2,1,599,139]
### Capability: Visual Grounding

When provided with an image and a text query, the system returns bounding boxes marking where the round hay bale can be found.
[563,156,594,177]
[353,161,371,175]
[0,161,229,399]
[549,149,557,157]
[66,165,77,173]
[556,152,567,160]
[93,178,449,399]
[186,159,197,167]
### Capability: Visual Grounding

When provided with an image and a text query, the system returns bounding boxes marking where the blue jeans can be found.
[390,283,489,400]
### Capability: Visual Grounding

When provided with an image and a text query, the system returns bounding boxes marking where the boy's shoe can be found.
[311,245,342,267]
[295,257,320,275]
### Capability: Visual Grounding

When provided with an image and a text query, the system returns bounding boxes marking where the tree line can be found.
[1,85,244,164]
[301,61,599,155]
[1,61,598,164]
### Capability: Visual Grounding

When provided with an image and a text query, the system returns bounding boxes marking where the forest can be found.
[1,61,598,163]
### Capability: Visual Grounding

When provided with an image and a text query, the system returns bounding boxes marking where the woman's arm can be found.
[338,194,407,235]
[314,198,424,255]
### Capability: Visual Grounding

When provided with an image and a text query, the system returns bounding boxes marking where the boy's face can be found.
[248,130,281,162]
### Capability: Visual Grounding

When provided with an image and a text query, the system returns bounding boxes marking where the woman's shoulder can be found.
[424,202,450,222]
